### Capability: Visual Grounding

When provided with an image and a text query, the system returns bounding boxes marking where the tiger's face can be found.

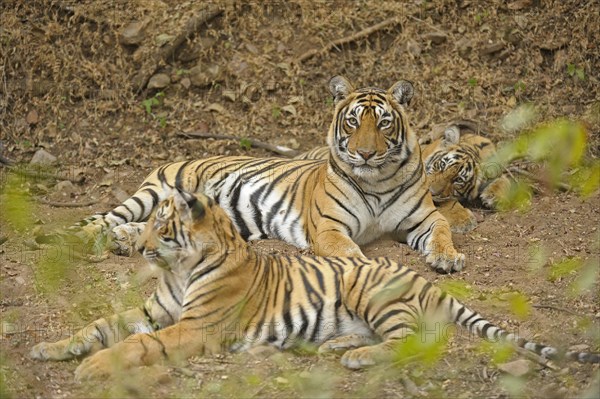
[327,76,415,178]
[423,127,480,202]
[137,189,233,275]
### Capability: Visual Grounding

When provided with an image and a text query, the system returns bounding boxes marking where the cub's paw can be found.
[480,176,512,209]
[318,334,376,354]
[426,252,465,273]
[109,223,146,257]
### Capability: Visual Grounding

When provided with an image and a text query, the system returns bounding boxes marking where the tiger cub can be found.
[30,190,599,380]
[59,76,464,273]
[295,121,511,233]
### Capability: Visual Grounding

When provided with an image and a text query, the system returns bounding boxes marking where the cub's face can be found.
[423,127,479,201]
[137,190,221,273]
[327,76,415,178]
[425,149,478,201]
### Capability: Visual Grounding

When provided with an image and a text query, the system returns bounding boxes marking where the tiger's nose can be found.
[357,149,375,160]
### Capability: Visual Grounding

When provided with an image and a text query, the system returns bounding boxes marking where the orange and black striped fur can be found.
[66,76,464,272]
[31,191,599,380]
[295,121,511,233]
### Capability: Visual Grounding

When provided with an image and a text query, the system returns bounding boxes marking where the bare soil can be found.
[1,1,599,398]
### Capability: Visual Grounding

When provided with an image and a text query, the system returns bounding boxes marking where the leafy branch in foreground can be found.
[485,117,599,210]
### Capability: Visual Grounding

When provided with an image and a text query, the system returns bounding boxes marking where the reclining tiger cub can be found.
[60,76,465,273]
[30,190,599,381]
[295,120,512,234]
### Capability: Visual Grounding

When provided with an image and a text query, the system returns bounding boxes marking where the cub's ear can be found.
[329,75,354,104]
[443,126,460,145]
[389,80,414,106]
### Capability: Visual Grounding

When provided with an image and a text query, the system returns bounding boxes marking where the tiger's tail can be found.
[442,293,599,364]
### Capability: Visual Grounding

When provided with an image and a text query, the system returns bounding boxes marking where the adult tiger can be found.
[66,76,464,272]
[31,191,599,380]
[295,120,512,233]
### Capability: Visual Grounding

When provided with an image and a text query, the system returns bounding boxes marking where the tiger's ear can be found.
[389,80,414,106]
[173,189,205,222]
[443,126,460,145]
[329,75,354,104]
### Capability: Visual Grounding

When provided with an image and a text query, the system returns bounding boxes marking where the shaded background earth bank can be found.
[1,1,599,398]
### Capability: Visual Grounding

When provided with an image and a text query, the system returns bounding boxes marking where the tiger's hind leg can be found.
[318,334,378,354]
[30,308,153,361]
[436,200,477,234]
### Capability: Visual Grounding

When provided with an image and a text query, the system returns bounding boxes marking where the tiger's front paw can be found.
[318,334,376,354]
[340,344,392,369]
[426,252,465,273]
[448,208,477,234]
[109,223,146,257]
[30,339,83,361]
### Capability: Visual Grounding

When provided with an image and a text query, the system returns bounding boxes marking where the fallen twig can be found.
[35,197,98,208]
[136,6,223,93]
[514,346,560,371]
[532,304,587,318]
[177,131,301,157]
[5,165,85,184]
[296,16,402,64]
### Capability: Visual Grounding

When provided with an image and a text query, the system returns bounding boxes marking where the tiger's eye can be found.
[346,117,358,127]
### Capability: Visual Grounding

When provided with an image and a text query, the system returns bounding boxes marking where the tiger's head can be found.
[137,189,242,275]
[422,126,481,202]
[326,76,417,178]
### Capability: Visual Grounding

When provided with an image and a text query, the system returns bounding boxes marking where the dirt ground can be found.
[1,1,599,398]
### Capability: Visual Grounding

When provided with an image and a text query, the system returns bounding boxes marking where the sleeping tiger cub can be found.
[61,76,464,273]
[30,190,599,380]
[295,120,511,233]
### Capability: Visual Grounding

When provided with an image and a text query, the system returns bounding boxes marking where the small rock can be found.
[180,77,191,89]
[480,43,505,56]
[456,38,474,58]
[406,39,422,57]
[26,109,39,125]
[55,180,75,194]
[147,73,170,89]
[497,359,532,377]
[423,31,447,44]
[568,344,589,352]
[30,149,57,166]
[119,20,147,45]
[189,63,223,87]
[24,239,40,250]
[274,377,289,385]
[155,33,175,47]
[247,345,280,358]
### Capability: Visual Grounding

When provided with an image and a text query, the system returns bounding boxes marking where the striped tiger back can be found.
[31,191,598,380]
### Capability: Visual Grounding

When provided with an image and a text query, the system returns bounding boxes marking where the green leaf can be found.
[507,292,531,320]
[239,138,252,150]
[575,67,585,81]
[547,257,582,282]
[478,340,515,364]
[467,77,478,87]
[570,260,599,295]
[271,106,281,119]
[567,63,576,76]
[438,280,474,300]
